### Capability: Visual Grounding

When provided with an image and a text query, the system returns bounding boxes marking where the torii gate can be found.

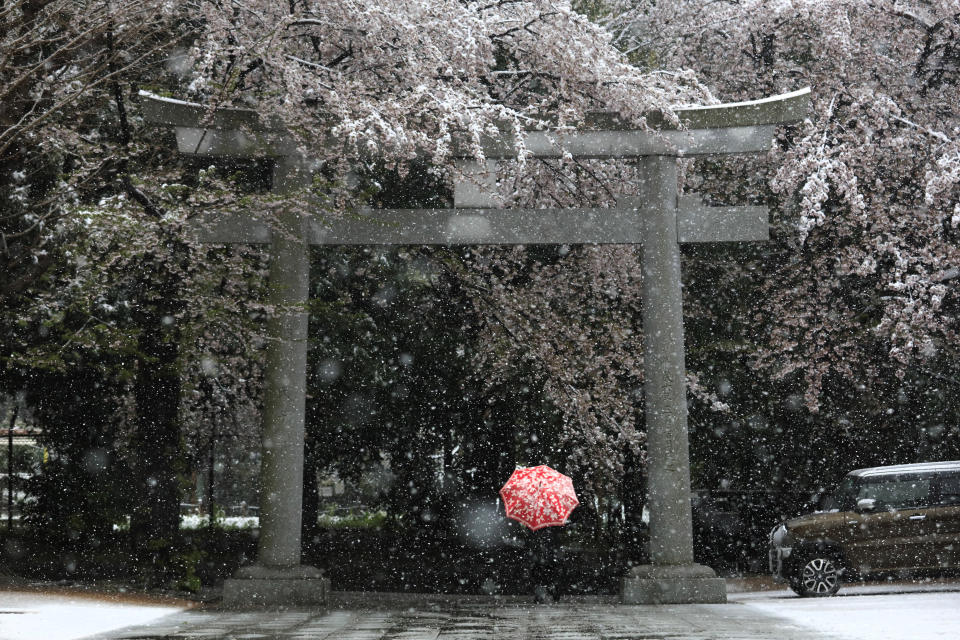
[141,87,809,606]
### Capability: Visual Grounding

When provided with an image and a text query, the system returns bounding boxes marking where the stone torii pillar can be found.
[225,156,328,601]
[620,158,721,602]
[140,87,809,606]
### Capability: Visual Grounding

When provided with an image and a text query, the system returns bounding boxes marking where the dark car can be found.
[769,461,960,596]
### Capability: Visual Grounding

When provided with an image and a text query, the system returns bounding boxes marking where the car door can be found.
[840,507,898,573]
[843,475,933,573]
[921,472,960,569]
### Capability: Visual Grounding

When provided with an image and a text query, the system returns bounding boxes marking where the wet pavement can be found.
[19,577,960,640]
[79,593,842,640]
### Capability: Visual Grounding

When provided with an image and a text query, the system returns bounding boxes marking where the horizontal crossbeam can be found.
[168,122,782,158]
[188,202,768,246]
[172,126,298,158]
[675,197,768,243]
[489,125,783,158]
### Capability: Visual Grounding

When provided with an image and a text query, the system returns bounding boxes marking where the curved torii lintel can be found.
[645,86,811,130]
[139,87,811,159]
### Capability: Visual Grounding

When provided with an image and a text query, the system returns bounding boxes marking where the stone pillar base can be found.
[621,563,726,604]
[222,564,329,608]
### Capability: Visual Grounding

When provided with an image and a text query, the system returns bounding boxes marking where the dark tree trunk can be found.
[301,427,320,554]
[129,308,183,546]
[206,430,216,524]
[7,405,19,530]
[462,403,515,498]
[621,449,646,522]
[620,447,648,561]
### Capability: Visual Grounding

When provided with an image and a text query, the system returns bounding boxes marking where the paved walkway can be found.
[11,577,960,639]
[83,596,841,640]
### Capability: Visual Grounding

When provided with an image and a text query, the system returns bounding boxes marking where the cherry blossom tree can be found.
[463,0,960,497]
[23,0,955,528]
[0,0,190,299]
[183,0,720,494]
[6,0,718,539]
[189,0,707,168]
[618,0,960,412]
[1,1,272,546]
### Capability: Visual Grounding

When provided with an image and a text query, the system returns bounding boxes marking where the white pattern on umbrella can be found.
[499,465,579,530]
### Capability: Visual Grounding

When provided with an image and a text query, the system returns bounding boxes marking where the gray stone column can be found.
[620,156,725,604]
[223,157,329,607]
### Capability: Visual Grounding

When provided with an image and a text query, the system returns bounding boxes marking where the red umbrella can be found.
[499,465,579,530]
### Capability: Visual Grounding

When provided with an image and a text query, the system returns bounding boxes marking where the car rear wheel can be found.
[790,556,842,597]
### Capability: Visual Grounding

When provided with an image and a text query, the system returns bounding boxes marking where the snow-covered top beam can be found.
[139,92,272,131]
[645,86,810,130]
[139,87,810,159]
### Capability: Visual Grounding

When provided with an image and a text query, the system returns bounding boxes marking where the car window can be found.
[936,474,960,506]
[823,476,859,511]
[858,475,931,509]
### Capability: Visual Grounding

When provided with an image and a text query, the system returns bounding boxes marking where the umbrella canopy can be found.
[499,465,579,531]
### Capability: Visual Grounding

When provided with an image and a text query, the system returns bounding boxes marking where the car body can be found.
[769,460,960,596]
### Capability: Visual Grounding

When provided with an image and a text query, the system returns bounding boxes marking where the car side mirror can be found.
[856,498,877,512]
[811,491,825,511]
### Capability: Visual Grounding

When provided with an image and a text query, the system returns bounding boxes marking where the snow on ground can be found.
[0,591,184,640]
[731,581,960,640]
[180,514,259,529]
[1,579,959,640]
